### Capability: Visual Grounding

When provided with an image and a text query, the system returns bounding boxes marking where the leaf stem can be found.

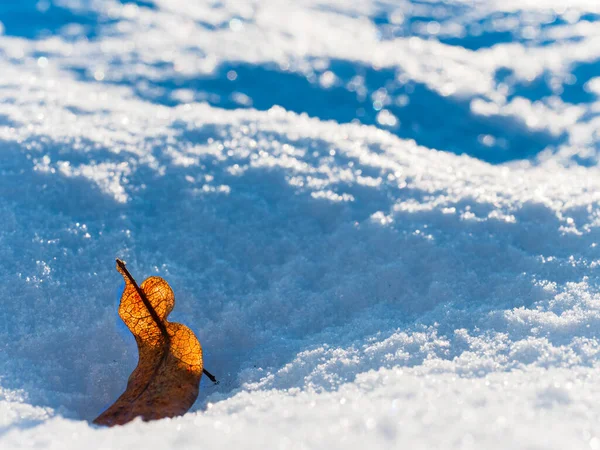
[203,369,219,384]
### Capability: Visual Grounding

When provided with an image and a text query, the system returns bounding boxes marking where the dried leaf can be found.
[94,259,203,426]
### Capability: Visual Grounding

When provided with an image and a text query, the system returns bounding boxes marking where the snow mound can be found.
[1,1,600,449]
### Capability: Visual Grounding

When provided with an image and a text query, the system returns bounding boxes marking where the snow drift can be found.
[1,0,600,448]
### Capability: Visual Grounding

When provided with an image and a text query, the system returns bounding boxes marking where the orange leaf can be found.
[94,259,204,426]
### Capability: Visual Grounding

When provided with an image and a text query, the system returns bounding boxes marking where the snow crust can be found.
[2,1,600,449]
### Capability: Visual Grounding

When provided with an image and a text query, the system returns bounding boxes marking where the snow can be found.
[1,0,600,448]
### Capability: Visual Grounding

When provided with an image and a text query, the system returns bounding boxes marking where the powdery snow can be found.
[1,1,600,449]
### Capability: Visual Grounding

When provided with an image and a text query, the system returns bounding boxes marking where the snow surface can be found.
[2,0,600,448]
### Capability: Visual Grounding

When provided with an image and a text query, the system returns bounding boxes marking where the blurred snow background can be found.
[1,0,600,448]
